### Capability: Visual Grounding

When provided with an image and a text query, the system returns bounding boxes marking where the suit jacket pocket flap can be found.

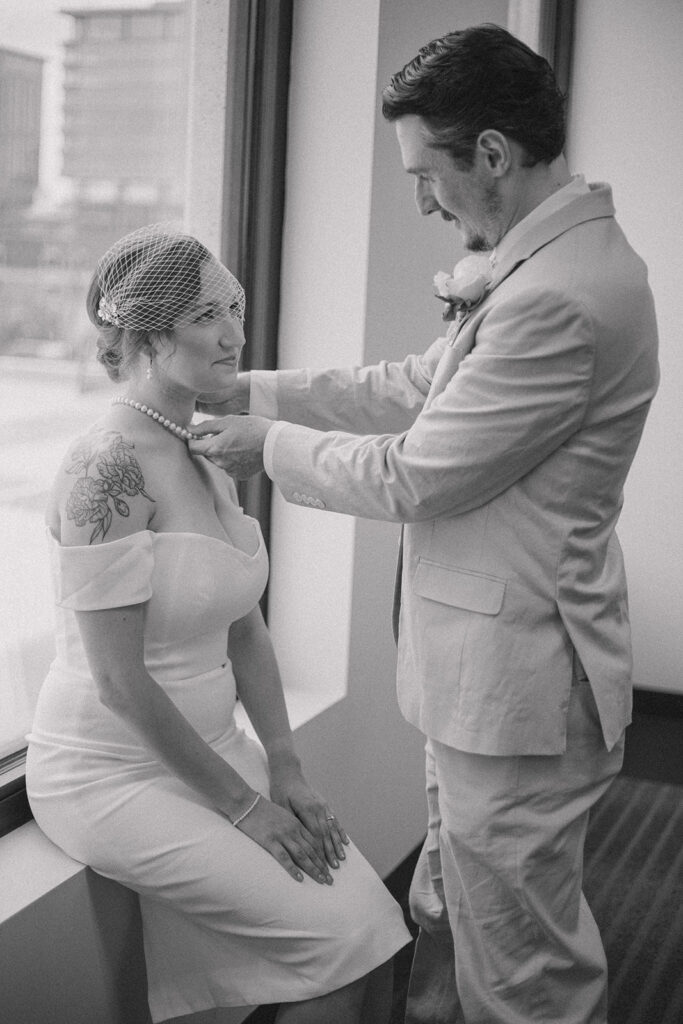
[414,560,506,615]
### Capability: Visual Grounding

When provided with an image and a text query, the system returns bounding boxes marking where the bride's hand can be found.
[269,765,350,871]
[233,794,335,885]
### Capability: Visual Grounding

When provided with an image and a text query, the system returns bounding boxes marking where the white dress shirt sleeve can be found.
[263,420,290,480]
[249,370,279,419]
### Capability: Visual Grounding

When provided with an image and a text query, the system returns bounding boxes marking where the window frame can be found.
[223,0,293,570]
[507,0,576,95]
[0,0,293,838]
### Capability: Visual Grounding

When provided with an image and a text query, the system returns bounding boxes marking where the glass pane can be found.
[0,0,190,761]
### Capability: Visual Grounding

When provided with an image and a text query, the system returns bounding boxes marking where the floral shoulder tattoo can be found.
[65,431,155,543]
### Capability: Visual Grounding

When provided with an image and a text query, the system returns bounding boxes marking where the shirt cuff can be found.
[249,371,278,419]
[263,421,290,479]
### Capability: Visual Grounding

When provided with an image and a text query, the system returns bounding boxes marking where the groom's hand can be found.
[189,415,271,479]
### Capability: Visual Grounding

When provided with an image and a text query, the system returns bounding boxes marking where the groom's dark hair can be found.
[382,23,566,169]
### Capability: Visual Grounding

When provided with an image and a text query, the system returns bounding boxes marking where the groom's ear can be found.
[475,130,512,177]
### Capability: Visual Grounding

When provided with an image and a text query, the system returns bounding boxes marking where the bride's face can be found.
[154,261,246,393]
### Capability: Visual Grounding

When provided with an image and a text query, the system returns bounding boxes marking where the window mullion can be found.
[222,0,293,584]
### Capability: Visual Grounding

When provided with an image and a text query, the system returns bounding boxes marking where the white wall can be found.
[567,0,683,694]
[267,0,378,723]
[366,0,508,363]
[269,0,508,874]
[269,0,427,876]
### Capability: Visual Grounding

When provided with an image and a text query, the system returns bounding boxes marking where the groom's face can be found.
[395,114,501,253]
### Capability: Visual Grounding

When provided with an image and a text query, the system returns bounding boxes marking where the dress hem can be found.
[148,930,412,1022]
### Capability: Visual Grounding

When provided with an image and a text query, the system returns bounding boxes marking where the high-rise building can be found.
[0,47,44,265]
[0,47,43,211]
[61,1,188,257]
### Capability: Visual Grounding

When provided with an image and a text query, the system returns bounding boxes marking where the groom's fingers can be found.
[191,417,230,437]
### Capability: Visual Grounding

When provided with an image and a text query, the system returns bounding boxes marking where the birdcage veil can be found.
[95,223,246,331]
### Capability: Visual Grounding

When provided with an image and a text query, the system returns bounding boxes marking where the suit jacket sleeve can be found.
[251,337,447,436]
[264,287,599,522]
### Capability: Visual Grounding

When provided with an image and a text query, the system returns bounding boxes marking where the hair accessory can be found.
[112,396,200,442]
[96,222,246,332]
[231,793,261,827]
[98,295,120,326]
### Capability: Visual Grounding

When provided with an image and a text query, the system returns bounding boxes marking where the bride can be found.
[26,224,410,1024]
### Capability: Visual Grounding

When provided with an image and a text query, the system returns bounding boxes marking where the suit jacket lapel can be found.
[426,185,616,404]
[489,182,616,293]
[427,326,477,405]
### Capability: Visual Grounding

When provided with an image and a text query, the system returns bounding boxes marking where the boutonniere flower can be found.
[433,254,493,321]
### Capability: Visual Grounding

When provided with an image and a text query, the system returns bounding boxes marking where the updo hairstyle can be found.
[86,228,213,383]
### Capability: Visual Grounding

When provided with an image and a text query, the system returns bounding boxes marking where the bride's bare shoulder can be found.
[49,423,159,546]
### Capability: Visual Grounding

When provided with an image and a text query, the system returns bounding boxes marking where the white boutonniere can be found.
[433,254,493,322]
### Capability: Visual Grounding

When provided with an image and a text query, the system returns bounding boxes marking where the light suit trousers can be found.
[405,673,624,1024]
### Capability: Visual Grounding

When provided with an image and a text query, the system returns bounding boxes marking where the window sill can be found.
[234,681,346,738]
[0,683,346,1024]
[0,820,82,925]
[1,682,346,927]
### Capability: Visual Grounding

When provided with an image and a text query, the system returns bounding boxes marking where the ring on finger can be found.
[325,813,336,821]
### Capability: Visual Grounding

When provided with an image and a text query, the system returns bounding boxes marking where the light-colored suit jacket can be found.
[254,183,659,755]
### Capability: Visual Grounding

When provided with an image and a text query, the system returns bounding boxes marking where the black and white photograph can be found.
[0,2,680,1023]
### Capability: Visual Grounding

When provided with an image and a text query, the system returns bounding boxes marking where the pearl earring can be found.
[146,354,153,380]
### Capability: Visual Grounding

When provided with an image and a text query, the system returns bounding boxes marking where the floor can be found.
[247,700,683,1024]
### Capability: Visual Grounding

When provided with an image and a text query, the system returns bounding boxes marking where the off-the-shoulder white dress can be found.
[26,497,410,1022]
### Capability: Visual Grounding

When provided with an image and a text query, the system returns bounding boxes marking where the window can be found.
[0,0,191,817]
[85,14,124,42]
[0,0,292,838]
[128,13,166,38]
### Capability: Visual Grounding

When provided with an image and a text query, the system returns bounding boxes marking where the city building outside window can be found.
[0,0,290,837]
[0,0,191,787]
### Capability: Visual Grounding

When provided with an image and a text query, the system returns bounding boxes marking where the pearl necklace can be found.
[112,397,200,442]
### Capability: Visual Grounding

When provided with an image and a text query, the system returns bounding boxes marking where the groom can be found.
[191,24,659,1024]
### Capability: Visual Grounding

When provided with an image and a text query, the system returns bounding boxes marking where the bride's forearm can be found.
[228,607,299,768]
[102,670,259,820]
[76,605,257,821]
